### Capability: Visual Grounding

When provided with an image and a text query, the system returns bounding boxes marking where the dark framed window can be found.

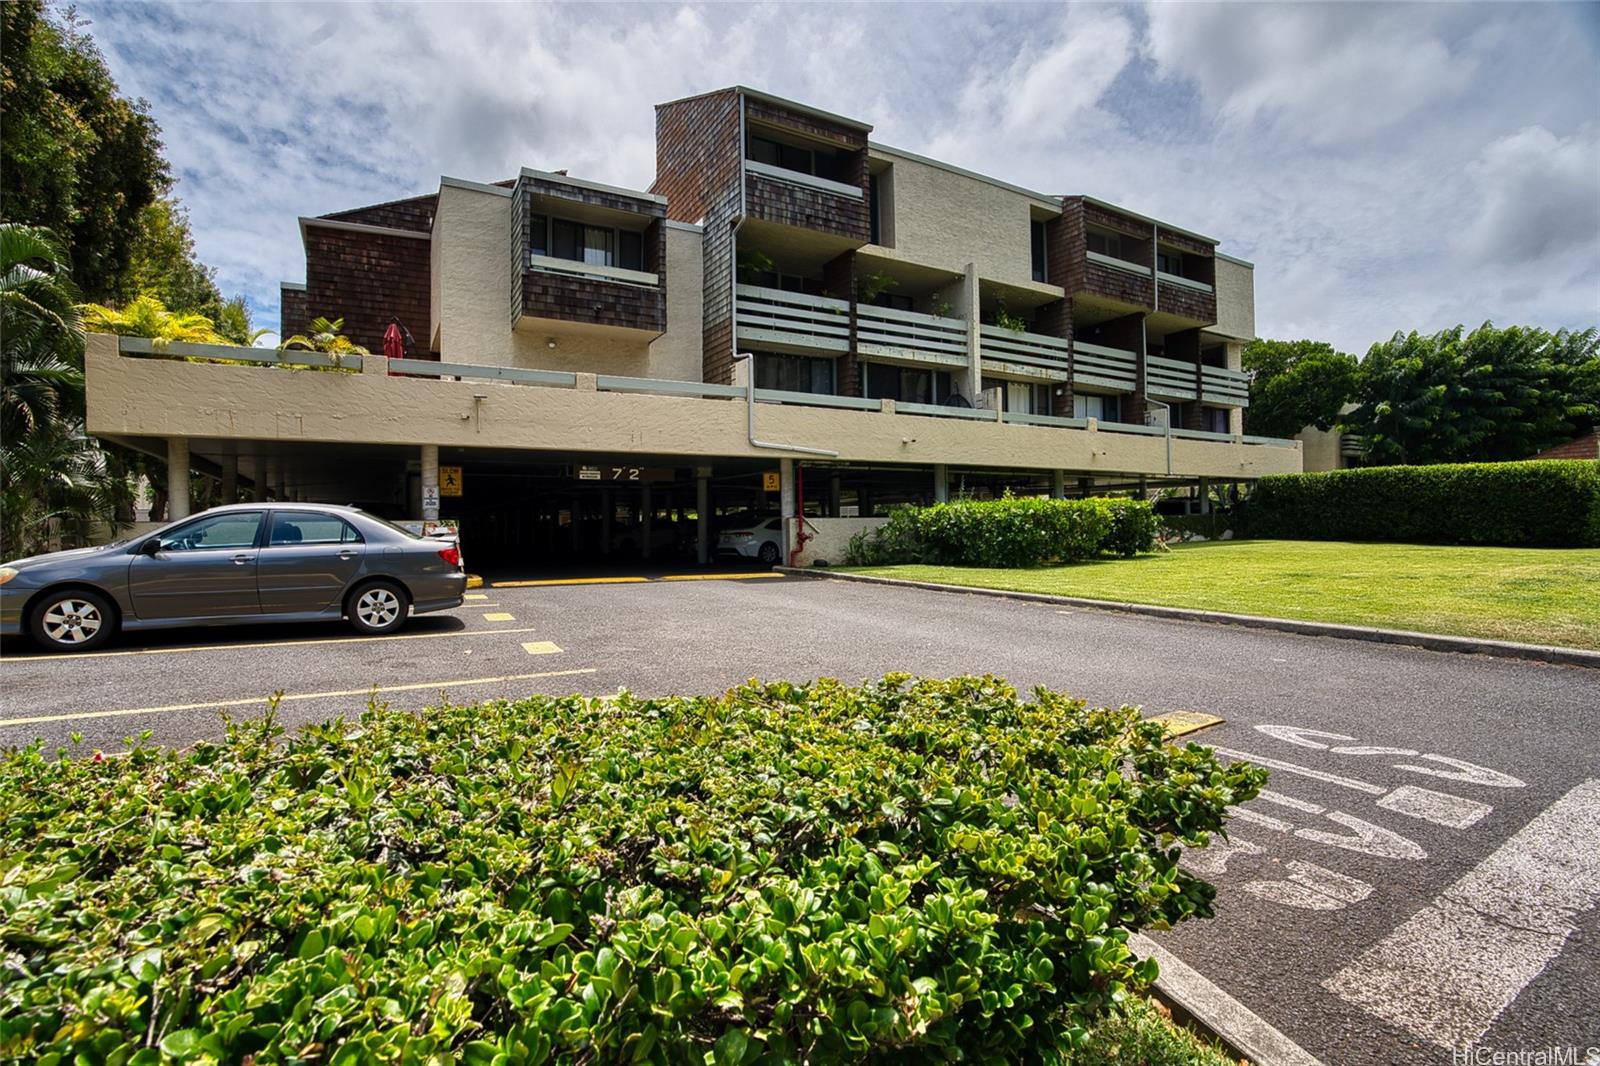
[755,352,834,395]
[1031,220,1048,282]
[871,292,914,312]
[1157,249,1184,275]
[619,230,644,271]
[530,213,548,256]
[870,173,881,244]
[1086,229,1126,260]
[747,133,844,182]
[865,363,951,404]
[533,215,649,272]
[1205,407,1230,434]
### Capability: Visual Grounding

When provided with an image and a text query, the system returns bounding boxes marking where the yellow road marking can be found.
[483,612,515,622]
[464,593,489,600]
[492,577,650,587]
[659,572,784,581]
[0,668,600,728]
[1145,711,1225,738]
[521,641,563,655]
[1,626,546,663]
[465,575,484,589]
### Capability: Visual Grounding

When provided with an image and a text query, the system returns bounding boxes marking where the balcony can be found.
[1156,270,1217,325]
[1146,354,1200,402]
[1200,364,1251,407]
[1070,340,1137,393]
[743,161,870,246]
[978,325,1070,380]
[1079,250,1155,309]
[735,285,850,354]
[856,303,968,368]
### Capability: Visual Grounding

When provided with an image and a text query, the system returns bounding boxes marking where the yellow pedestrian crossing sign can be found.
[440,465,463,497]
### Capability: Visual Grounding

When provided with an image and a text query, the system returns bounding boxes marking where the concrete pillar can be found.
[248,456,266,502]
[829,473,841,518]
[167,437,191,520]
[602,489,613,557]
[779,458,796,559]
[696,467,711,565]
[1199,477,1212,514]
[220,453,238,505]
[420,443,440,520]
[641,484,653,561]
[961,263,983,402]
[933,463,949,504]
[1051,470,1066,499]
[1078,477,1093,498]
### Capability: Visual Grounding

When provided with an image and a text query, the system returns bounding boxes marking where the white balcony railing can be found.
[1145,354,1199,401]
[1157,270,1214,294]
[1200,365,1250,407]
[744,160,864,200]
[1070,341,1137,393]
[735,284,850,353]
[528,254,659,287]
[855,303,968,367]
[978,325,1070,378]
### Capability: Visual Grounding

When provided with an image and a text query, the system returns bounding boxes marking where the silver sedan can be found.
[0,504,467,652]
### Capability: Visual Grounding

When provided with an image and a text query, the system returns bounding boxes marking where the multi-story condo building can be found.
[84,87,1300,568]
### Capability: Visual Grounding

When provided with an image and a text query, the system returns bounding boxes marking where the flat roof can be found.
[1080,195,1216,245]
[518,167,666,206]
[656,85,873,134]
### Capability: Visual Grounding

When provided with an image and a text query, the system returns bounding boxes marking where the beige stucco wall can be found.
[431,183,702,380]
[791,516,887,567]
[867,150,1056,292]
[1296,425,1346,471]
[86,339,1302,480]
[1213,257,1255,341]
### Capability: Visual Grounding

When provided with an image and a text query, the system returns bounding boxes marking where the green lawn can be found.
[841,540,1600,650]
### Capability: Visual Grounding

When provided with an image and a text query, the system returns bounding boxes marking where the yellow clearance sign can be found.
[762,471,781,492]
[439,465,464,497]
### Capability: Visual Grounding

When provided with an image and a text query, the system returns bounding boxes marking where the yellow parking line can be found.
[1145,711,1225,738]
[483,612,515,622]
[464,593,489,600]
[0,668,600,728]
[521,641,563,655]
[659,572,785,581]
[492,577,650,587]
[1,626,546,663]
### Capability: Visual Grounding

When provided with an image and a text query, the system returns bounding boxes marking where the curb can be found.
[776,568,1600,669]
[1131,933,1327,1066]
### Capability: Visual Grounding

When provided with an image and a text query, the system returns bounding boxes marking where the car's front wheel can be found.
[29,588,117,652]
[346,580,408,635]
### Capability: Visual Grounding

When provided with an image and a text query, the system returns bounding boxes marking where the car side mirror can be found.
[139,538,161,556]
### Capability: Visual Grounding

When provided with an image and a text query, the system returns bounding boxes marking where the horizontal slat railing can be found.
[595,375,744,399]
[856,304,968,364]
[1069,341,1137,392]
[896,401,1000,421]
[391,359,577,387]
[1145,354,1198,400]
[119,336,362,372]
[755,389,882,411]
[1200,365,1251,406]
[735,284,850,353]
[979,325,1071,374]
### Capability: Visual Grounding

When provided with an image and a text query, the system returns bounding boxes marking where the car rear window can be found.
[270,512,362,546]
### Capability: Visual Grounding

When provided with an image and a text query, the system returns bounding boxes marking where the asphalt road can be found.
[3,573,1597,1066]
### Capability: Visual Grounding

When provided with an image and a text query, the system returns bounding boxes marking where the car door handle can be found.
[337,550,357,560]
[232,554,252,565]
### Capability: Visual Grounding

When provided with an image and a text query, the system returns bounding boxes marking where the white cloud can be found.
[80,1,1599,356]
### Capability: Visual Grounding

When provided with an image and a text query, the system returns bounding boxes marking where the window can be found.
[1073,393,1121,423]
[750,270,812,293]
[269,511,362,546]
[747,132,845,182]
[984,377,1048,415]
[871,291,914,312]
[533,215,648,272]
[155,511,263,552]
[865,363,952,404]
[1205,407,1230,434]
[870,173,882,244]
[1031,220,1048,283]
[755,352,834,395]
[1157,249,1185,276]
[1086,229,1126,261]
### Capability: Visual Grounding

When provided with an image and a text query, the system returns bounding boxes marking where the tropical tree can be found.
[281,315,368,356]
[81,294,224,345]
[0,221,120,556]
[1241,338,1359,440]
[215,295,270,347]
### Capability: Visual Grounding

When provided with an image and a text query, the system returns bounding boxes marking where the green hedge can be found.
[1241,460,1600,547]
[845,497,1160,567]
[0,678,1263,1064]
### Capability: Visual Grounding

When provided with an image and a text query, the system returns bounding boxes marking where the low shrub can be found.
[0,678,1263,1064]
[1240,460,1600,547]
[844,497,1158,567]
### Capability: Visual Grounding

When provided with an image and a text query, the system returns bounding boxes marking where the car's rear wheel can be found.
[347,580,408,635]
[758,541,780,565]
[29,589,117,652]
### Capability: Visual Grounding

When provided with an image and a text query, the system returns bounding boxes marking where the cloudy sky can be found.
[83,1,1599,354]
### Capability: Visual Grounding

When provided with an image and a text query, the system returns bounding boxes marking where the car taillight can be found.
[438,545,461,569]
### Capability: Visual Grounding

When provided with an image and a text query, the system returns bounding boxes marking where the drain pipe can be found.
[1144,395,1174,479]
[788,463,813,567]
[732,352,840,458]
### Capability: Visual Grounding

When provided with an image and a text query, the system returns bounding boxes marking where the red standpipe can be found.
[788,464,813,567]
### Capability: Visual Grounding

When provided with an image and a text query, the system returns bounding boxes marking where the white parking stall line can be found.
[1322,779,1600,1050]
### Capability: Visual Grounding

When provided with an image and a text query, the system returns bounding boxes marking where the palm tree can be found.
[281,315,368,356]
[0,222,120,557]
[80,293,225,345]
[1,225,86,440]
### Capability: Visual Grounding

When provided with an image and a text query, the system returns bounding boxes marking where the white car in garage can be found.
[717,517,783,565]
